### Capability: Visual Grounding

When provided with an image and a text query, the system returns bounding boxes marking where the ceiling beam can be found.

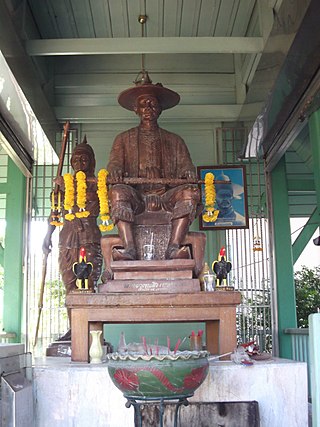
[54,73,235,88]
[237,0,274,92]
[54,102,263,123]
[25,37,264,56]
[54,104,247,123]
[288,179,315,192]
[234,54,246,104]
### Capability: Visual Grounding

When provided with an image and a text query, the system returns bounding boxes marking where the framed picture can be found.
[197,165,249,230]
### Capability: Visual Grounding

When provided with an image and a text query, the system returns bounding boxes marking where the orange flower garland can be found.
[97,169,114,232]
[50,191,63,226]
[202,172,219,222]
[63,173,75,221]
[75,171,90,218]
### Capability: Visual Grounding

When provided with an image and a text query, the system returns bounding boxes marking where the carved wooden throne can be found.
[100,209,206,292]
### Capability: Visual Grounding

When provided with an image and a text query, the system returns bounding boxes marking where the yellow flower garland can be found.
[97,169,114,232]
[50,191,63,226]
[63,173,75,221]
[75,171,90,218]
[202,172,219,222]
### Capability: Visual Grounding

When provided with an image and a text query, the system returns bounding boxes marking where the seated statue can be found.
[107,72,201,261]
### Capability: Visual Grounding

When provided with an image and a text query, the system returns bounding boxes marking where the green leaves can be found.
[295,266,320,328]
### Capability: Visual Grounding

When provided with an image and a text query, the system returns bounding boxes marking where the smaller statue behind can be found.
[42,137,102,338]
[107,71,202,261]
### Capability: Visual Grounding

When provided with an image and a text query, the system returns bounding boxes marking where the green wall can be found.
[2,159,26,341]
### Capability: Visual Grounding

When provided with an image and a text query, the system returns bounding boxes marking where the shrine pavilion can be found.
[0,1,319,426]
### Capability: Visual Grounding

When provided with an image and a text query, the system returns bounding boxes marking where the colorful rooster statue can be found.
[72,246,93,290]
[212,246,232,287]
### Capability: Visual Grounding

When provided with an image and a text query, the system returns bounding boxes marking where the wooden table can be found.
[66,291,241,362]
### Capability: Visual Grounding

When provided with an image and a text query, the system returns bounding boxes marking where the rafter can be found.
[54,103,263,123]
[26,37,264,56]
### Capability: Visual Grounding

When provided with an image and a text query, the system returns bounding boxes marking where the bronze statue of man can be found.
[43,137,102,332]
[107,72,201,260]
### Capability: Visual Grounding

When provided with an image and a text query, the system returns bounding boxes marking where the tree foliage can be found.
[295,266,320,328]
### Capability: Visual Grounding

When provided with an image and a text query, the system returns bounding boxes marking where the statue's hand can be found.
[109,168,123,182]
[145,194,161,211]
[42,236,52,255]
[53,176,64,187]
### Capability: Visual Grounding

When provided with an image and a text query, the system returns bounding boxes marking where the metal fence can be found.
[217,127,271,352]
[284,328,311,398]
[27,131,75,355]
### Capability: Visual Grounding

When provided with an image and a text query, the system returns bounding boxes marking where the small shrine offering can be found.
[190,330,204,351]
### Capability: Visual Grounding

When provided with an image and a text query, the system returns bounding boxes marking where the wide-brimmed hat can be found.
[118,71,180,111]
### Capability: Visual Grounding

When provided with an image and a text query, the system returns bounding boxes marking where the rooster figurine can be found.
[212,246,232,287]
[72,247,93,290]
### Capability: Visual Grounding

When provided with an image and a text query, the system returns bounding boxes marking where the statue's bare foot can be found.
[101,268,113,282]
[165,245,190,260]
[112,247,137,261]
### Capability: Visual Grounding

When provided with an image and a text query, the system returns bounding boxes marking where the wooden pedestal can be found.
[99,259,201,293]
[66,291,241,362]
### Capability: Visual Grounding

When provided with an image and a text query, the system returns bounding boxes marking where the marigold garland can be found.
[75,171,90,218]
[50,191,63,226]
[97,169,114,232]
[202,172,219,222]
[63,173,75,221]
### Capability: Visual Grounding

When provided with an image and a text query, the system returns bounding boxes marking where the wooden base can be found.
[66,291,241,363]
[99,279,200,293]
[100,259,199,292]
[111,259,195,280]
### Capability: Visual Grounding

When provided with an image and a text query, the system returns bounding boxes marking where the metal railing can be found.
[284,328,310,399]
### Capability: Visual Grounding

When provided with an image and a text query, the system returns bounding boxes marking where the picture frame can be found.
[197,165,249,230]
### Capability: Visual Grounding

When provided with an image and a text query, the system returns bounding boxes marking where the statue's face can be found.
[134,95,162,122]
[216,188,234,210]
[71,153,90,173]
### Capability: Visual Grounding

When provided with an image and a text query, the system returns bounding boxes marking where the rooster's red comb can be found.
[219,246,226,257]
[79,246,86,258]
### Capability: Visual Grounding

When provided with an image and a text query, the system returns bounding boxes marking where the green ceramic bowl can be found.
[107,351,209,398]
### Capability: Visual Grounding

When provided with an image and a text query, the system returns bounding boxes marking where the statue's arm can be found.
[107,134,125,181]
[42,222,55,255]
[42,183,65,254]
[176,136,197,180]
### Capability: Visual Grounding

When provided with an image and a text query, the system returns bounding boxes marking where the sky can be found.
[291,218,320,271]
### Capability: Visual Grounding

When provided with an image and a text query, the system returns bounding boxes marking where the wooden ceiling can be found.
[0,0,311,141]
